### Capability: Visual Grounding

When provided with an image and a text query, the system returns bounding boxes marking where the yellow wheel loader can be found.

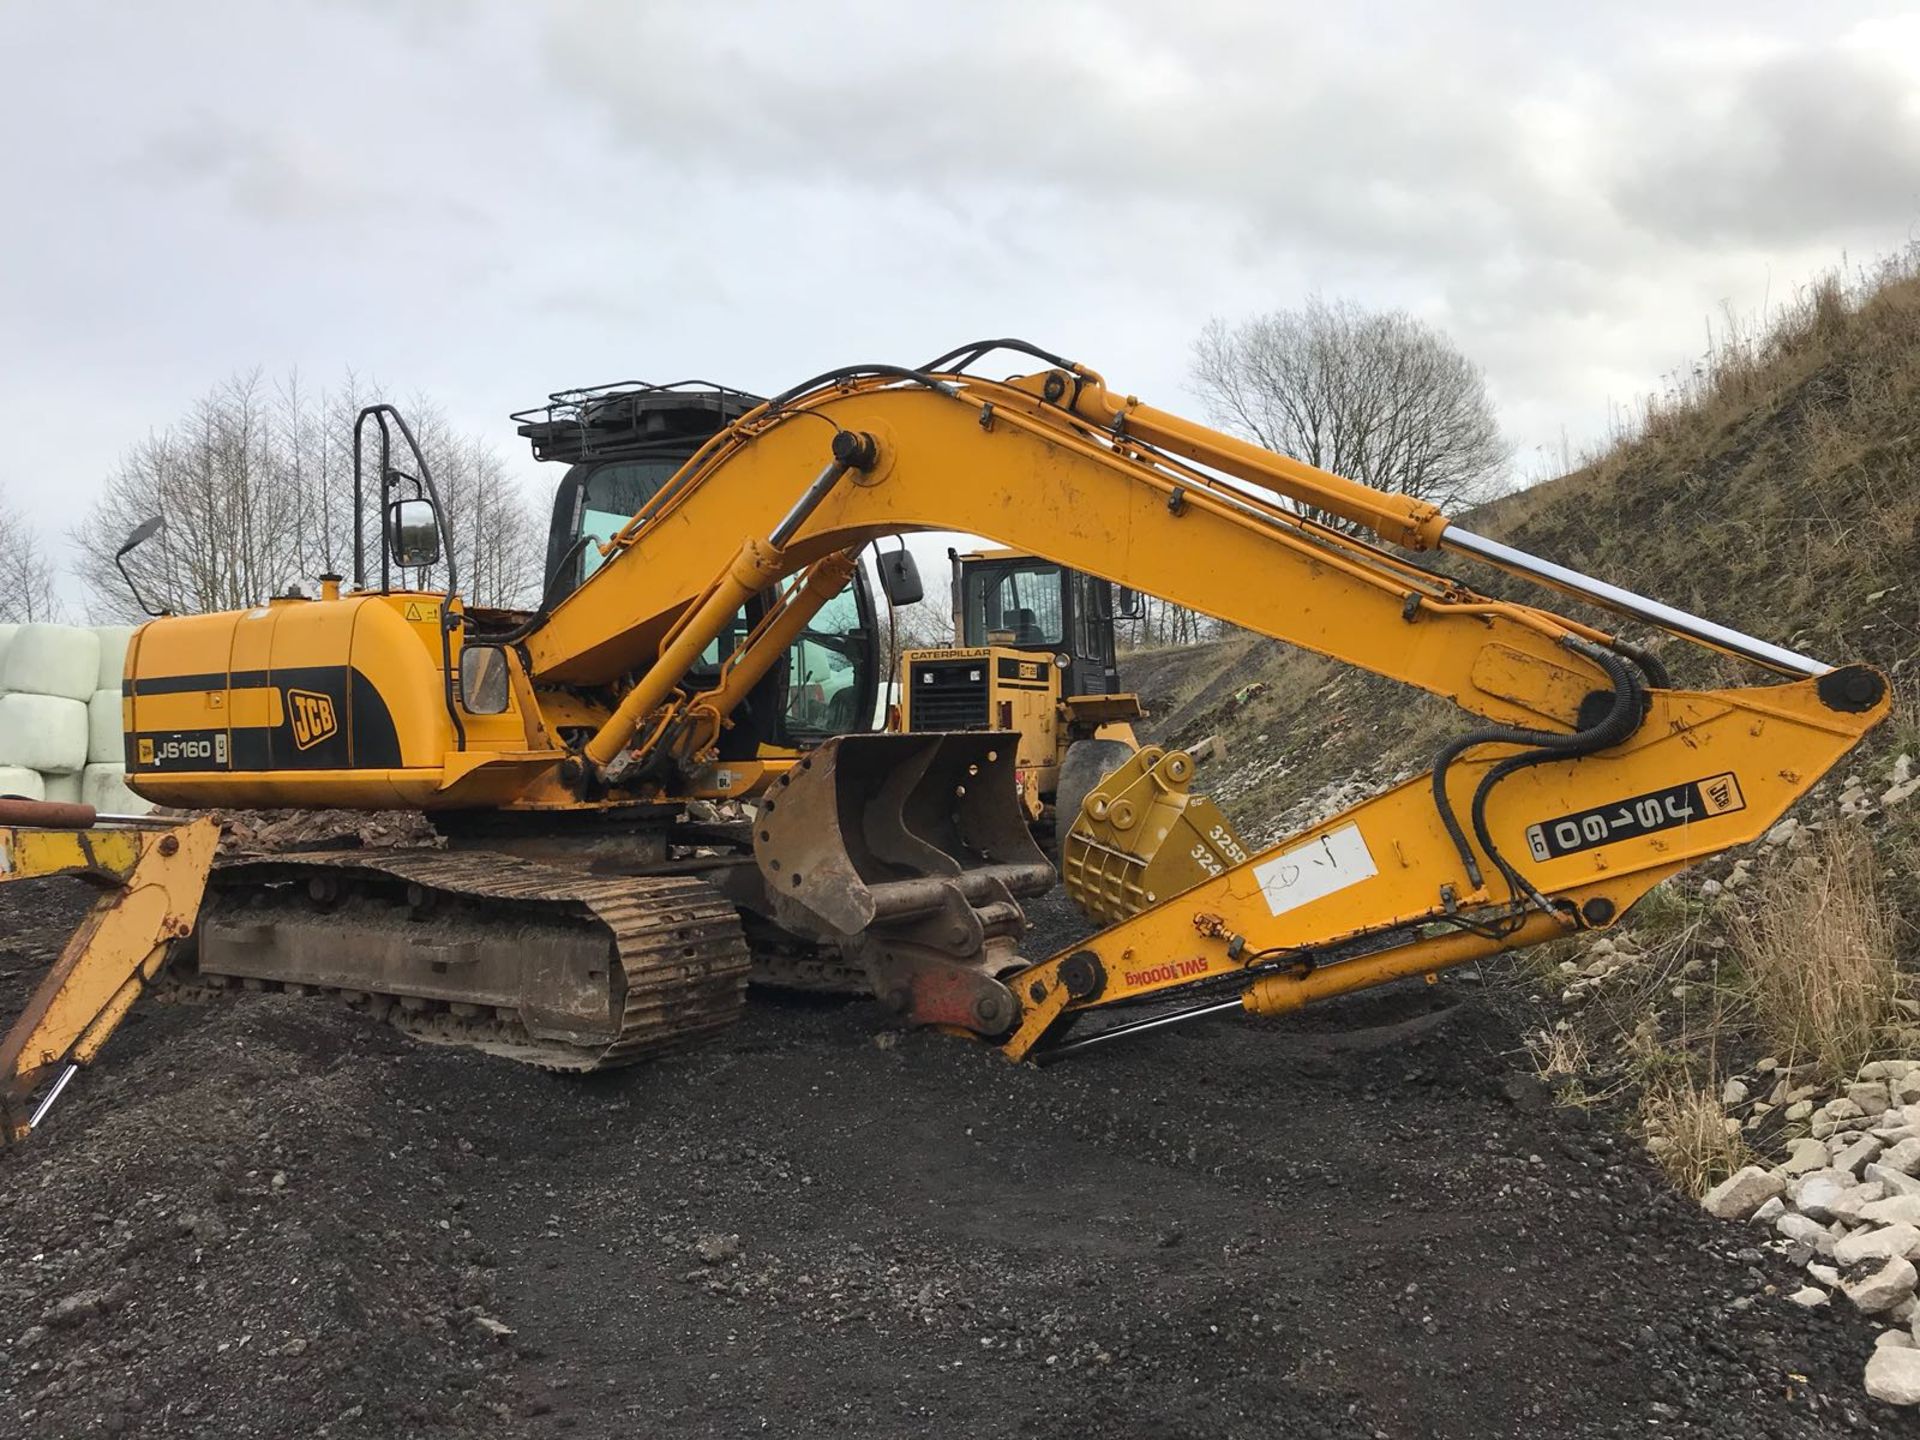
[895,546,1248,919]
[899,546,1146,834]
[1,340,1890,1134]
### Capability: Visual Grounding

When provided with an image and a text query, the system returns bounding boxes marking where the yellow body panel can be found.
[900,644,1061,777]
[125,591,559,810]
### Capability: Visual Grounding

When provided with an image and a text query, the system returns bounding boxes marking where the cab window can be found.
[784,583,867,739]
[962,562,1064,648]
[579,460,683,581]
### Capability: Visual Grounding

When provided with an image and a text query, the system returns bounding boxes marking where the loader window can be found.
[784,584,865,739]
[577,459,684,581]
[962,562,1064,649]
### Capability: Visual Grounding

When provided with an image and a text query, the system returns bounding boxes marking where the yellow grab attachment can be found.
[1,804,220,1142]
[1060,746,1250,925]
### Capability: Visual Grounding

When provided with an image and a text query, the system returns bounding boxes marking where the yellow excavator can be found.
[1,339,1889,1138]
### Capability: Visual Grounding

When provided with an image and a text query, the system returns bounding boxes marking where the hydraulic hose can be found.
[1430,638,1645,904]
[469,535,594,647]
[918,338,1081,376]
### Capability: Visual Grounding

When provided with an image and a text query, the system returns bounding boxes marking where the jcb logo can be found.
[288,689,339,750]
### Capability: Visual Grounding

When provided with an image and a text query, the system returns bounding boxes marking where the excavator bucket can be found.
[753,732,1054,1035]
[1060,746,1250,925]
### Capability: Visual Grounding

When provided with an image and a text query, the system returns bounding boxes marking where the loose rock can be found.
[1781,1137,1831,1176]
[1843,1255,1919,1313]
[1701,1165,1786,1221]
[1835,1223,1920,1266]
[1778,1213,1838,1256]
[1866,1344,1920,1405]
[1860,1196,1920,1228]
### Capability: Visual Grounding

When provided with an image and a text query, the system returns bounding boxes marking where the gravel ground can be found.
[0,880,1909,1438]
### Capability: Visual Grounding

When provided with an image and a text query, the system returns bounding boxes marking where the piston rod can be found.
[1035,996,1245,1061]
[1443,527,1830,678]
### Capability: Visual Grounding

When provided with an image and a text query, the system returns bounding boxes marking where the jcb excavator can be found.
[1,339,1888,1139]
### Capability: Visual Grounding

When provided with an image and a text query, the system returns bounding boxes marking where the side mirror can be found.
[115,514,171,618]
[387,498,442,569]
[459,644,512,715]
[1114,585,1145,620]
[878,547,924,606]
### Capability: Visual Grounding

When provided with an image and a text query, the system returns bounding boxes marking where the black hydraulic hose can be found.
[1431,638,1644,898]
[469,534,593,647]
[1609,637,1670,690]
[761,364,958,414]
[1467,644,1642,911]
[918,338,1081,376]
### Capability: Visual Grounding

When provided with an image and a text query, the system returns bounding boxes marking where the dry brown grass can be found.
[1641,1076,1747,1198]
[1527,1022,1589,1080]
[1730,823,1904,1084]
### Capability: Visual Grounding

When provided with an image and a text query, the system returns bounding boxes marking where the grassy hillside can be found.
[1129,249,1920,841]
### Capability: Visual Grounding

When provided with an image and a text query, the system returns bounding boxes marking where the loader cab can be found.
[953,550,1120,699]
[515,383,880,754]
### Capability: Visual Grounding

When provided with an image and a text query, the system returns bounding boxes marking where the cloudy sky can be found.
[3,0,1918,594]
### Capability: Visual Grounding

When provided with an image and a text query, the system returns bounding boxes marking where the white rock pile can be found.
[0,622,151,814]
[1702,1059,1920,1406]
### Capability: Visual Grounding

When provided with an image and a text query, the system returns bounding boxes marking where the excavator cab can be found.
[519,383,883,752]
[954,549,1123,700]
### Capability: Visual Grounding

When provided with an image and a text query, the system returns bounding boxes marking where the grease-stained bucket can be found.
[754,731,1054,939]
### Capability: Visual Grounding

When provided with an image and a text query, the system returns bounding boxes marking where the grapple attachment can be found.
[1060,746,1250,925]
[753,732,1054,1034]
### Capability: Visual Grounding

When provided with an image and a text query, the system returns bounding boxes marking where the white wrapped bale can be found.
[0,692,89,773]
[82,762,152,816]
[93,625,134,689]
[1,624,101,702]
[40,771,82,804]
[0,623,16,692]
[88,688,125,764]
[0,765,44,800]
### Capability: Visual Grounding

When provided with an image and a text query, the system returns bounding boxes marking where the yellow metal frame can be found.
[1,816,220,1141]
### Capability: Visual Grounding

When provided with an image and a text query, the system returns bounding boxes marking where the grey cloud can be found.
[537,1,1547,269]
[1607,46,1920,247]
[5,0,1919,570]
[122,110,492,229]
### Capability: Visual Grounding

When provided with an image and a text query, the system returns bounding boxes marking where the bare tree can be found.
[1191,297,1509,527]
[397,398,544,610]
[0,489,65,622]
[1115,593,1222,651]
[75,371,540,620]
